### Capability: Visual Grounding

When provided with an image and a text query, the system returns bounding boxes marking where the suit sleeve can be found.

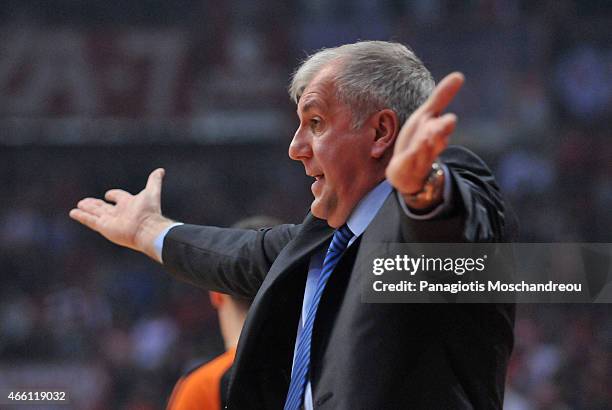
[397,145,510,243]
[161,223,300,298]
[440,145,511,242]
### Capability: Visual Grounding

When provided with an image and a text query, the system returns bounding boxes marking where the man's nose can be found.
[288,129,312,161]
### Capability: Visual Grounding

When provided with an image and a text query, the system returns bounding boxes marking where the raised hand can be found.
[386,72,464,198]
[69,168,174,262]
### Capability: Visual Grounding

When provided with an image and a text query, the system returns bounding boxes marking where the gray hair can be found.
[289,41,435,128]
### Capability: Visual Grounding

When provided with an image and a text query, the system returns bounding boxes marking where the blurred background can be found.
[0,0,610,409]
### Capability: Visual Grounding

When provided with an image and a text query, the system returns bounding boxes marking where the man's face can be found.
[289,66,379,228]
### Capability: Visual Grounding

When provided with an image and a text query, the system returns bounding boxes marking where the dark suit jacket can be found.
[162,146,515,409]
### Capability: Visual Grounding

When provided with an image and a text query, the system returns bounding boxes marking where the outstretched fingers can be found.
[421,72,464,117]
[105,189,132,204]
[69,208,100,230]
[145,168,165,200]
[428,112,457,156]
[76,197,114,216]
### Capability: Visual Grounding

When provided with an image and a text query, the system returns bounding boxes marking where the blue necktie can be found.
[284,225,353,410]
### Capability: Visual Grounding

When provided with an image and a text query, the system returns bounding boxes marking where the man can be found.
[166,216,279,410]
[71,41,514,409]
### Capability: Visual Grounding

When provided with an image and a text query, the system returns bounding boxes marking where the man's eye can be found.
[310,118,321,131]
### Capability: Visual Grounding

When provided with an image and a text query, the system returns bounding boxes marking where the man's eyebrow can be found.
[299,99,324,114]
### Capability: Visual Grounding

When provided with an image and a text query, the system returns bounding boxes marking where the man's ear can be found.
[370,109,399,159]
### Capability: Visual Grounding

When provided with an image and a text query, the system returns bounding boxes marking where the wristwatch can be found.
[405,160,445,208]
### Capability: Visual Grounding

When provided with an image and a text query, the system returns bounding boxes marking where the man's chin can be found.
[312,207,346,229]
[310,202,326,221]
[310,199,347,228]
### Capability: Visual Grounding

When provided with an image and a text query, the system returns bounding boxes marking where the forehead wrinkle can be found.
[297,63,340,111]
[297,89,329,118]
[300,98,324,114]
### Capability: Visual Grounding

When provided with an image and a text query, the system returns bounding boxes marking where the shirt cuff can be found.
[396,164,453,220]
[154,222,184,263]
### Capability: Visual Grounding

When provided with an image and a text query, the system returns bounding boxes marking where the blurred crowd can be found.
[1,1,610,409]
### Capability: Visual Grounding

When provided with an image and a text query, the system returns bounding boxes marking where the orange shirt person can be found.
[167,292,250,410]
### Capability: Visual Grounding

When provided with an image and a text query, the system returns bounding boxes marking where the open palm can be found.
[69,168,171,258]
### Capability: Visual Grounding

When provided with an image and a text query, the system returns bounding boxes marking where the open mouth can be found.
[310,174,325,194]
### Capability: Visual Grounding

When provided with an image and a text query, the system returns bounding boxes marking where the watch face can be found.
[405,161,445,208]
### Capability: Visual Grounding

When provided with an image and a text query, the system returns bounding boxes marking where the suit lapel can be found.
[231,199,395,406]
[255,213,334,298]
[233,214,332,359]
[229,214,334,407]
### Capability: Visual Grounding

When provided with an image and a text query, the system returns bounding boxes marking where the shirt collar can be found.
[346,179,392,238]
